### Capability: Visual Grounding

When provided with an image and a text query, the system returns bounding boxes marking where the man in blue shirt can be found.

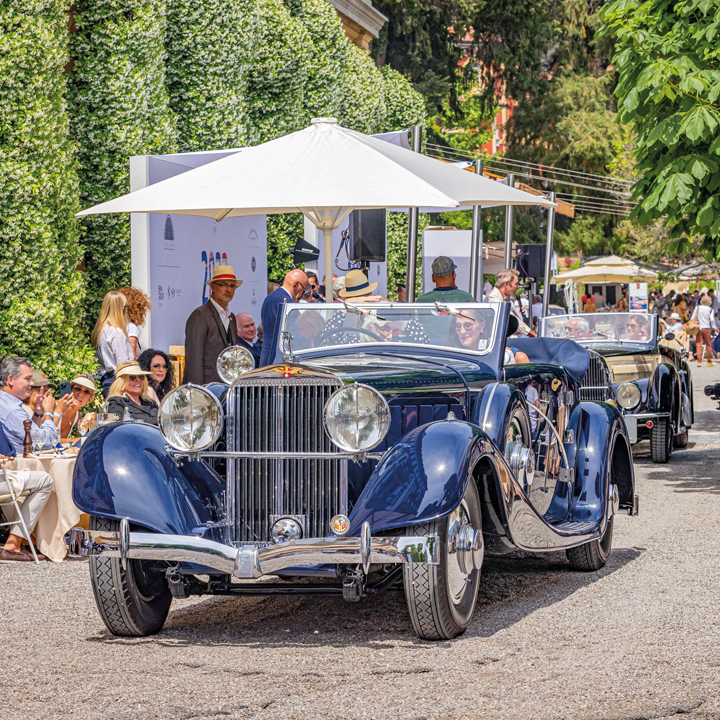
[0,356,54,561]
[416,256,475,303]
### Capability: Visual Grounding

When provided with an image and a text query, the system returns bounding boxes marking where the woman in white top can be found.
[92,290,134,394]
[691,295,716,366]
[119,287,152,359]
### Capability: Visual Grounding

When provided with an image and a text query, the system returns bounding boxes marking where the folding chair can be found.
[0,424,40,564]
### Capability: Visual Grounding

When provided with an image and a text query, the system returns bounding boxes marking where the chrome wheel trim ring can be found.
[445,499,483,606]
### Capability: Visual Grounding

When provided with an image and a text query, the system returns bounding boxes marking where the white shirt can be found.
[487,287,532,336]
[96,325,134,375]
[532,302,543,319]
[667,321,684,333]
[209,297,232,332]
[692,304,716,330]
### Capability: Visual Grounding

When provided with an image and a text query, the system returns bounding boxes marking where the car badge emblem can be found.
[274,365,302,379]
[330,514,350,535]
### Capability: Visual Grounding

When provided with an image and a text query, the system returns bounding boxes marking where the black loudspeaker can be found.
[292,236,319,265]
[516,243,546,278]
[348,209,386,262]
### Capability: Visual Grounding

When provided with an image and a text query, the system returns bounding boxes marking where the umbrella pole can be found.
[504,173,515,268]
[469,158,484,299]
[323,226,334,302]
[541,191,556,316]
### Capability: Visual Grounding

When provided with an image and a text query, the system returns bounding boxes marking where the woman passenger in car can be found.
[626,315,650,342]
[451,309,490,350]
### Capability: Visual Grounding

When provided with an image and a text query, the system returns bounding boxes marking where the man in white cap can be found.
[184,265,242,384]
[416,256,474,303]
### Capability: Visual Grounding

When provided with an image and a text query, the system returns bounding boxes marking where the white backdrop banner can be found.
[132,151,267,353]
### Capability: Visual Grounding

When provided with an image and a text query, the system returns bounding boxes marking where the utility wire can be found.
[425,142,633,187]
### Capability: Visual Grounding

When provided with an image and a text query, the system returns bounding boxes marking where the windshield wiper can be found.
[434,302,477,323]
[338,297,386,321]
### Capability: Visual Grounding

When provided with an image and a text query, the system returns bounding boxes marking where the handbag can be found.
[685,318,700,336]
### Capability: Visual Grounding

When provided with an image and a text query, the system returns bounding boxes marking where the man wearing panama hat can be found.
[183,265,242,384]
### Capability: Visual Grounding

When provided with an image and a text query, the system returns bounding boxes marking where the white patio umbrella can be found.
[78,118,555,290]
[552,263,657,285]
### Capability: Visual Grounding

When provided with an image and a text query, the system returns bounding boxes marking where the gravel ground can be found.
[2,367,720,720]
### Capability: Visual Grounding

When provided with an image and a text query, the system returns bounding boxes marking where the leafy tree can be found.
[372,0,469,115]
[0,1,96,378]
[601,0,720,258]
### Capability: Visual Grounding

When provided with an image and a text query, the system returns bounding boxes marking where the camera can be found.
[704,382,720,408]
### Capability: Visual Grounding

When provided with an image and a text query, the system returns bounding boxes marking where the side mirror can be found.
[664,332,676,341]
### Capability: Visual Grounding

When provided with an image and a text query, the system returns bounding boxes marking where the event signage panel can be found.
[132,151,267,352]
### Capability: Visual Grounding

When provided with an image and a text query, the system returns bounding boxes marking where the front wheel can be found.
[403,480,483,640]
[89,517,172,636]
[650,418,672,463]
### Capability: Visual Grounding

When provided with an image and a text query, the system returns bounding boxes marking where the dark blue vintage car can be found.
[539,312,693,463]
[69,302,637,640]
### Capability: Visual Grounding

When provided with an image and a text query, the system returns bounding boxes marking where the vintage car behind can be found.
[69,302,637,641]
[539,312,693,463]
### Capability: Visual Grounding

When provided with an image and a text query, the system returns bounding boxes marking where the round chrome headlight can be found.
[616,382,641,410]
[217,346,254,384]
[158,384,223,451]
[324,383,390,453]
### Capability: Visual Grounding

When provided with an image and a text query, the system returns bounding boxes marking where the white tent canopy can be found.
[79,118,555,286]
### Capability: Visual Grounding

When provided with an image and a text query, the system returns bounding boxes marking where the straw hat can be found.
[115,363,152,379]
[206,264,243,287]
[31,369,56,389]
[338,269,378,298]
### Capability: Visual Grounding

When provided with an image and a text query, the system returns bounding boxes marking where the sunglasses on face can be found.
[127,375,143,381]
[458,322,482,332]
[71,385,94,397]
[214,282,236,290]
[627,323,639,329]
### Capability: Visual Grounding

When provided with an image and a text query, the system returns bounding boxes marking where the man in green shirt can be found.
[416,257,475,303]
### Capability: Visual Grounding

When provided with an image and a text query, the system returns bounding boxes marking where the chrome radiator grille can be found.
[579,350,611,402]
[227,378,347,543]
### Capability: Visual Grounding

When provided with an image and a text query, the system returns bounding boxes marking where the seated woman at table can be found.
[138,349,174,403]
[53,374,97,438]
[106,362,158,425]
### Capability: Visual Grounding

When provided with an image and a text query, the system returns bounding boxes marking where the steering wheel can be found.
[317,327,385,346]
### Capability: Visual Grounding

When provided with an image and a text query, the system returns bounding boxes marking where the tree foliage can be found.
[69,0,178,320]
[0,1,96,378]
[601,0,720,258]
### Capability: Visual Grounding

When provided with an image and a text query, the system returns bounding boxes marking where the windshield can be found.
[281,303,500,355]
[539,312,657,345]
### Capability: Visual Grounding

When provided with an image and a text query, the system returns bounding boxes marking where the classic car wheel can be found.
[673,429,689,448]
[89,517,172,637]
[566,515,614,572]
[402,480,483,641]
[650,418,673,463]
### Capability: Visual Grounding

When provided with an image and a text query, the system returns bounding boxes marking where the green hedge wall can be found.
[3,0,426,347]
[69,0,178,320]
[0,1,96,378]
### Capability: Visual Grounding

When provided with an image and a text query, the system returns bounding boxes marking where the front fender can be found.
[347,420,486,535]
[650,363,676,415]
[561,401,635,522]
[73,423,223,536]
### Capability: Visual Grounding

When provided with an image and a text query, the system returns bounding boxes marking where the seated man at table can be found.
[0,356,54,562]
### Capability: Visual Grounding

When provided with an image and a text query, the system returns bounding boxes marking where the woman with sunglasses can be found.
[138,349,174,402]
[106,362,159,425]
[54,374,97,438]
[451,309,490,351]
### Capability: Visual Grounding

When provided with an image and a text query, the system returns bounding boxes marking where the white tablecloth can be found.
[6,454,86,562]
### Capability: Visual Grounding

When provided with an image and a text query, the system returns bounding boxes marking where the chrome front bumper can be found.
[68,520,439,578]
